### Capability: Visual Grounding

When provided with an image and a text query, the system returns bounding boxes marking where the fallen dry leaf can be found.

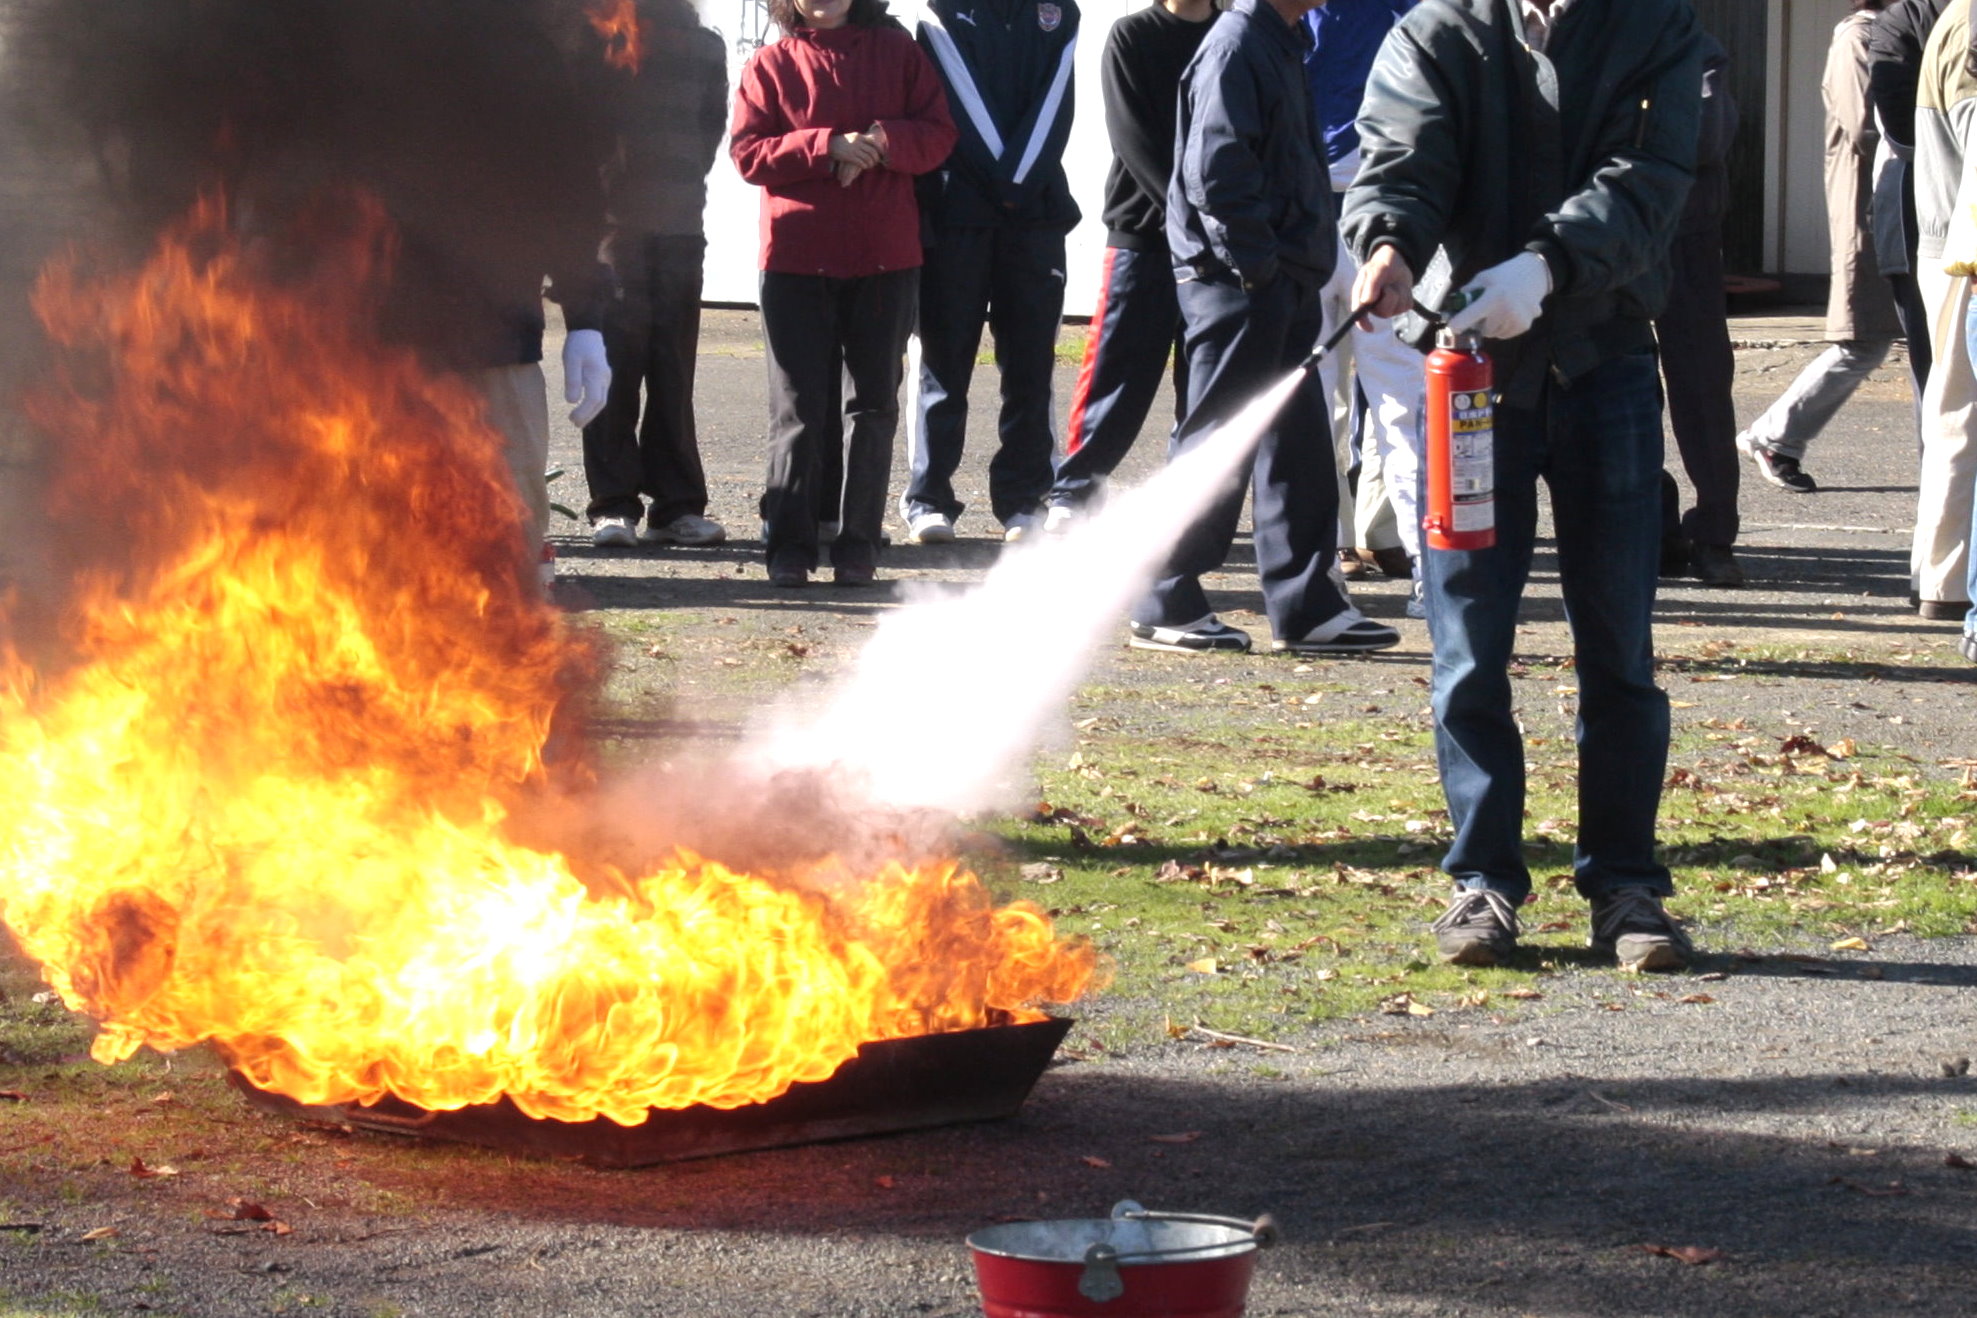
[1640,1244,1723,1266]
[79,1226,118,1242]
[874,1175,895,1189]
[0,1091,26,1103]
[150,1092,176,1106]
[204,1198,275,1222]
[1185,957,1219,975]
[1503,988,1544,1001]
[127,1157,177,1179]
[1148,1132,1202,1145]
[1945,1153,1974,1171]
[1080,1156,1112,1169]
[1829,937,1870,952]
[1678,993,1715,1005]
[1829,1178,1908,1197]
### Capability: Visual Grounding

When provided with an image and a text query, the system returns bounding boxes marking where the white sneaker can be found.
[1003,510,1042,543]
[591,517,637,548]
[905,510,956,544]
[641,513,727,546]
[1042,504,1080,535]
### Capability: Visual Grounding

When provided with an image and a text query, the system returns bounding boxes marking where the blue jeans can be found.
[1424,349,1673,904]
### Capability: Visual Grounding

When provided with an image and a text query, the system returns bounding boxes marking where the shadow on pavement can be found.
[348,1065,1977,1316]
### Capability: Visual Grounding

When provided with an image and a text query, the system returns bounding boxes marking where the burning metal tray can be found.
[229,1016,1072,1167]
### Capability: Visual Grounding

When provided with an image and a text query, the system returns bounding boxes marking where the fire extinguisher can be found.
[1423,328,1496,551]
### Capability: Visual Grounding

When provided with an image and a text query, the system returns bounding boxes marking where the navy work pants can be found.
[1049,244,1186,509]
[905,224,1067,527]
[1424,348,1672,906]
[1134,271,1347,639]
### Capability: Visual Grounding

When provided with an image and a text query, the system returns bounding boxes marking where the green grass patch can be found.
[950,657,1977,1048]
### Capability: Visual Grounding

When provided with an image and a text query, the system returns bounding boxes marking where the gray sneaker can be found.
[1589,887,1693,972]
[1431,888,1519,966]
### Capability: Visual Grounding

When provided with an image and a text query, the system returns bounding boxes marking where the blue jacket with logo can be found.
[916,0,1081,230]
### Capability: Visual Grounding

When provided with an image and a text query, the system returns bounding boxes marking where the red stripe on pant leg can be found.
[1064,246,1119,458]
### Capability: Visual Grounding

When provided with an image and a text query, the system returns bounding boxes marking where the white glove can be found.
[562,328,611,428]
[1447,251,1553,341]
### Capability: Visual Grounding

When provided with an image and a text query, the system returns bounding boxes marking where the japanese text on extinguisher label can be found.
[1447,391,1495,533]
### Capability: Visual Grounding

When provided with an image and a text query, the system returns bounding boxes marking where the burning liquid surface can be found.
[0,199,1094,1124]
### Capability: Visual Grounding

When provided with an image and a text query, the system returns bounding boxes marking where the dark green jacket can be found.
[1340,0,1703,401]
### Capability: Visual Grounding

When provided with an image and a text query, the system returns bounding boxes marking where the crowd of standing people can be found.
[570,0,1977,974]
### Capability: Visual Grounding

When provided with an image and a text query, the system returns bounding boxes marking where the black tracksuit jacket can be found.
[916,0,1081,230]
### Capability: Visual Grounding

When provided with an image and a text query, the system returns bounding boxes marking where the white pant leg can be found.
[1914,265,1976,604]
[1318,232,1359,549]
[1350,313,1426,564]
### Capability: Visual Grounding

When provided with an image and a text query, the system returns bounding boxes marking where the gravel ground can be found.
[4,312,1976,1315]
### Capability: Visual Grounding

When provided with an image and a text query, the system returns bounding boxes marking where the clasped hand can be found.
[829,124,889,187]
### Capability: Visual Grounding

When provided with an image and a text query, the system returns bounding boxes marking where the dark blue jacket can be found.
[1301,0,1416,180]
[1167,0,1336,292]
[916,0,1081,230]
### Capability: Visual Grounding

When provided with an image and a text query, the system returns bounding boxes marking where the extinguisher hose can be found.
[1298,300,1377,373]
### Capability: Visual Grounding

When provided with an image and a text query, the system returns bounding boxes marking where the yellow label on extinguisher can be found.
[1447,391,1495,534]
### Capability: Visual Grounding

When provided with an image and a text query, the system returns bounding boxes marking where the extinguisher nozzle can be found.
[1302,299,1377,372]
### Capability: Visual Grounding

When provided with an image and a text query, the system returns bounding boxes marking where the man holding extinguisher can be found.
[1342,0,1705,971]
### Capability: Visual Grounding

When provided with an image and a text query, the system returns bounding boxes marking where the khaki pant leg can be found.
[475,362,553,551]
[1913,267,1976,604]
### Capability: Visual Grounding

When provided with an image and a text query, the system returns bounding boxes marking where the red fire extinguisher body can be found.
[1423,331,1496,551]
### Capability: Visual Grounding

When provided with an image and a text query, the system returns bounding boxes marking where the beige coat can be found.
[1824,11,1902,341]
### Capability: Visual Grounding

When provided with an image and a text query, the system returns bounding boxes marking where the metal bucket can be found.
[967,1200,1276,1318]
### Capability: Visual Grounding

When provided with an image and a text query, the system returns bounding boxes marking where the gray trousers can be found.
[1743,339,1892,460]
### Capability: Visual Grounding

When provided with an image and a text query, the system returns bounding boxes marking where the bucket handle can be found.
[1111,1199,1279,1247]
[1075,1202,1278,1302]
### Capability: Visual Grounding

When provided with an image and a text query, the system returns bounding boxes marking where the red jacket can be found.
[730,25,957,278]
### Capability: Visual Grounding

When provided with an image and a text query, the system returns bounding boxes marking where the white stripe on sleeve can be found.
[1010,39,1076,186]
[921,16,1006,159]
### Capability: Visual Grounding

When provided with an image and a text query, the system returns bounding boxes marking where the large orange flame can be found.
[587,0,646,73]
[0,196,1094,1125]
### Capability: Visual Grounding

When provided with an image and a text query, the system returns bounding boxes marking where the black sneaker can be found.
[1271,607,1401,655]
[1689,543,1745,587]
[1588,887,1693,972]
[1128,614,1252,653]
[1430,888,1520,966]
[1736,432,1817,493]
[767,549,809,588]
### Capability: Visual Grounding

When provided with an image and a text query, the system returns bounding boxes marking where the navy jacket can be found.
[916,0,1081,230]
[1167,0,1337,292]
